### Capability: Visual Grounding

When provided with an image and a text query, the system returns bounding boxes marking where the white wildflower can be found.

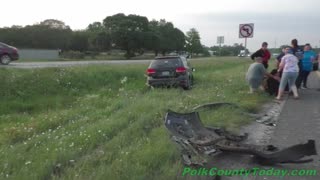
[120,76,128,84]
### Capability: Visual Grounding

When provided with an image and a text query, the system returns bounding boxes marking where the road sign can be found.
[217,36,224,44]
[239,23,254,38]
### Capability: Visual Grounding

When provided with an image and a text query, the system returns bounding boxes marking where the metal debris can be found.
[164,103,317,166]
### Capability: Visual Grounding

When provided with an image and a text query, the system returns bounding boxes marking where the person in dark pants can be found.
[296,44,316,89]
[251,42,271,69]
[265,69,280,96]
[290,39,304,88]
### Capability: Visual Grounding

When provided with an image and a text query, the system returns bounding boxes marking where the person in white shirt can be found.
[276,47,300,100]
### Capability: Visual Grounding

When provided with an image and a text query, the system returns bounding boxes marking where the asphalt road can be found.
[0,60,153,69]
[0,58,215,69]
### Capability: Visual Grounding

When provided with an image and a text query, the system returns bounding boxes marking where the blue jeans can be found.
[279,72,298,91]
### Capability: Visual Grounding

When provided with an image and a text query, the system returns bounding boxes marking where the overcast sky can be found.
[2,0,320,51]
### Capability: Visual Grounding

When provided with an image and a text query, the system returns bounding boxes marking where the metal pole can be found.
[244,38,247,56]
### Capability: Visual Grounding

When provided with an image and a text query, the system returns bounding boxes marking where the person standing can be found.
[276,47,300,100]
[290,39,304,89]
[250,42,271,69]
[276,47,286,69]
[296,44,316,89]
[291,39,304,60]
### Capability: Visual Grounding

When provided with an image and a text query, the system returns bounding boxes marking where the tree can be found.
[69,31,89,51]
[87,22,111,51]
[40,19,70,29]
[0,19,73,49]
[157,20,175,55]
[147,19,185,56]
[87,22,104,33]
[185,28,203,55]
[209,44,249,56]
[103,13,149,58]
[88,31,111,51]
[201,45,211,57]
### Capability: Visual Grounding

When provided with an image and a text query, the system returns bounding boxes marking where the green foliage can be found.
[69,31,90,52]
[60,51,85,59]
[185,28,203,55]
[103,13,150,58]
[86,22,111,51]
[40,19,70,29]
[87,22,104,33]
[0,24,72,49]
[154,20,186,55]
[0,15,188,58]
[210,43,249,56]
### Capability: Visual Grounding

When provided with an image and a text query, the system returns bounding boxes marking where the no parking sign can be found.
[239,23,254,38]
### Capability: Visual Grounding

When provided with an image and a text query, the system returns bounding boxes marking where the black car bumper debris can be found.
[164,102,317,167]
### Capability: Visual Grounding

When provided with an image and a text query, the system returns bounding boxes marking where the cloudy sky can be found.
[2,0,320,51]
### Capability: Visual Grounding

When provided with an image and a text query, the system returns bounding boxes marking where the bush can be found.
[61,51,85,59]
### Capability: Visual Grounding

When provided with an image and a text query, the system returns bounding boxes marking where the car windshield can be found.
[150,58,182,68]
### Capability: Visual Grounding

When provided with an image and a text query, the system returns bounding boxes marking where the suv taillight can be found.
[176,67,186,73]
[146,68,156,75]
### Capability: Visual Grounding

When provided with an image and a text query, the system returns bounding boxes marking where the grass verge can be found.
[0,57,270,179]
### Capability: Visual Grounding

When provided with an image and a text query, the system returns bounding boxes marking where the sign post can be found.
[239,23,254,56]
[217,36,224,56]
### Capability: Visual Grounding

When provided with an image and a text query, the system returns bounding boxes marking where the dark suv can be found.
[146,56,194,89]
[0,42,19,65]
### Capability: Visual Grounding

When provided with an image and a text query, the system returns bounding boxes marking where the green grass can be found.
[0,57,270,179]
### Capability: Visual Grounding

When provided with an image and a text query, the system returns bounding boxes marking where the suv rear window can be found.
[150,58,182,68]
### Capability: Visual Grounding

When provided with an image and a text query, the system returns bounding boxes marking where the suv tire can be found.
[183,78,192,90]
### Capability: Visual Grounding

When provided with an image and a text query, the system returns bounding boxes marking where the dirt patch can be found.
[241,99,286,145]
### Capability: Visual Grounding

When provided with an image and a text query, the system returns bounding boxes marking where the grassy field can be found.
[0,57,271,179]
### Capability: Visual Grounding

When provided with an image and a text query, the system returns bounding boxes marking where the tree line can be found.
[209,43,248,56]
[0,14,206,59]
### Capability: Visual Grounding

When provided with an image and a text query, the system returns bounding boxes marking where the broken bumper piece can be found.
[164,103,317,166]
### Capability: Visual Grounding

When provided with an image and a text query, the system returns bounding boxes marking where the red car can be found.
[0,42,19,65]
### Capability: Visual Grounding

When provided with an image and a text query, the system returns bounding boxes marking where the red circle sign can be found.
[239,24,254,38]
